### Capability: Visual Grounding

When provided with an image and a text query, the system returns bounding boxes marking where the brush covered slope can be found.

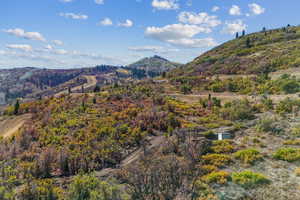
[170,25,300,77]
[128,55,182,75]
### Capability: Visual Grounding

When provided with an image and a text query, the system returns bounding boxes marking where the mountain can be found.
[128,55,182,75]
[170,25,300,77]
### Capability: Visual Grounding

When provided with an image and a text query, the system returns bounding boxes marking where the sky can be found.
[0,0,299,68]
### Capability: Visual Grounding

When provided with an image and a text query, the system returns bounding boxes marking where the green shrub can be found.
[202,171,231,184]
[219,99,255,121]
[68,174,128,200]
[234,149,262,164]
[232,171,270,188]
[273,148,300,162]
[255,117,284,134]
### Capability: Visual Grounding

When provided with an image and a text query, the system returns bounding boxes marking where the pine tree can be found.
[235,32,239,39]
[242,30,245,36]
[14,99,20,115]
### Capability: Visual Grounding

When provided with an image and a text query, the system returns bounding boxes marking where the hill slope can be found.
[170,25,300,77]
[128,55,182,75]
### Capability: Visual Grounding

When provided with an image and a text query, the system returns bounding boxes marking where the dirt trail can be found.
[95,135,165,178]
[170,92,299,104]
[55,75,97,97]
[0,114,32,138]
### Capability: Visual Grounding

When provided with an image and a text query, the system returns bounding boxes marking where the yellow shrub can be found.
[234,149,262,164]
[211,140,235,153]
[202,171,231,184]
[202,154,231,168]
[295,168,300,176]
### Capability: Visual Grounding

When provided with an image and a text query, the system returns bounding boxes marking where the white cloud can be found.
[118,19,133,27]
[222,20,247,35]
[59,12,88,20]
[95,0,104,4]
[98,18,113,26]
[152,0,179,10]
[229,5,242,16]
[166,38,217,48]
[60,0,73,2]
[53,49,68,55]
[52,40,63,46]
[145,24,216,48]
[45,44,53,50]
[4,28,46,41]
[178,12,221,28]
[128,45,179,53]
[146,24,211,41]
[6,44,32,52]
[212,6,220,12]
[248,3,265,15]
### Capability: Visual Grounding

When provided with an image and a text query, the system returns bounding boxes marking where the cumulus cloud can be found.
[166,38,217,48]
[229,5,242,16]
[59,12,88,20]
[152,0,179,10]
[98,18,113,26]
[145,24,216,48]
[146,24,211,41]
[6,44,32,52]
[212,6,220,12]
[178,12,221,28]
[249,3,265,15]
[95,0,104,4]
[128,45,179,54]
[222,20,247,35]
[52,40,63,46]
[4,28,46,41]
[118,19,133,27]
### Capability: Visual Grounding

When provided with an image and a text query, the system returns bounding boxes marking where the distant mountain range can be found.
[0,55,181,104]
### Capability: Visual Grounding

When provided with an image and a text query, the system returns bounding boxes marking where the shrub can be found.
[219,99,255,121]
[68,174,128,200]
[255,117,284,134]
[201,154,231,168]
[295,168,300,176]
[284,139,300,145]
[211,140,234,153]
[180,84,192,94]
[202,171,231,184]
[234,149,262,164]
[232,171,270,188]
[273,148,300,162]
[200,165,218,174]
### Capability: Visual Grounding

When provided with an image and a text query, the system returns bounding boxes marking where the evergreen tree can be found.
[246,38,251,48]
[242,30,245,36]
[235,32,239,39]
[14,99,20,115]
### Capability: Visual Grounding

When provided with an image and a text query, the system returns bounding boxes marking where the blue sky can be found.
[0,0,298,68]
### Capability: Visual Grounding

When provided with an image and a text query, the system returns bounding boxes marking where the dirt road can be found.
[170,92,299,104]
[0,114,32,138]
[55,75,97,97]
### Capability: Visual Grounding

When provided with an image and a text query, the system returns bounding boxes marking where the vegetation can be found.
[232,171,270,188]
[234,149,262,164]
[273,148,300,162]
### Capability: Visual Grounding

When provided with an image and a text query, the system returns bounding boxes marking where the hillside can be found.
[170,25,300,77]
[128,55,182,76]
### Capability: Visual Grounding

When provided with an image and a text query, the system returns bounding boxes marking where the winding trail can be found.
[0,114,32,138]
[55,75,97,97]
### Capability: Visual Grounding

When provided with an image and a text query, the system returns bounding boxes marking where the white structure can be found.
[0,92,6,105]
[217,132,232,140]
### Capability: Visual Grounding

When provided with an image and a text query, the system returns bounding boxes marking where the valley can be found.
[1,25,300,200]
